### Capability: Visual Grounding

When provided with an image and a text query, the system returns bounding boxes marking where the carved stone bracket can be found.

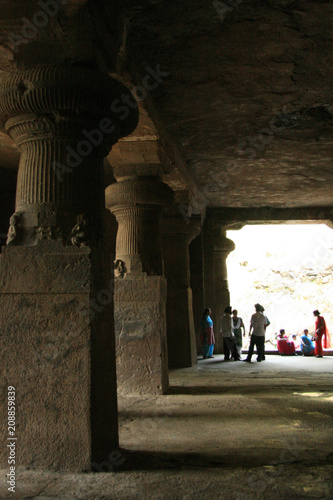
[71,214,91,247]
[34,226,62,242]
[6,212,22,246]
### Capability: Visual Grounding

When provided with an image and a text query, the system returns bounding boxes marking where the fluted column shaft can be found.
[0,66,137,246]
[113,205,161,262]
[106,177,173,275]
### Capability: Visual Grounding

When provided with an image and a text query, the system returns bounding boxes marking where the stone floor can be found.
[1,354,333,499]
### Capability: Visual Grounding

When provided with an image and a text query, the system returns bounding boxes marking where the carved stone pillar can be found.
[0,66,138,471]
[161,212,201,368]
[203,210,235,354]
[106,170,173,395]
[106,177,172,276]
[214,226,235,353]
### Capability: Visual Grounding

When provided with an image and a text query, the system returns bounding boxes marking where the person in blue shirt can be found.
[200,308,215,359]
[300,329,315,356]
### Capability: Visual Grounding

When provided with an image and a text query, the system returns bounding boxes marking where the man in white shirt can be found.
[243,303,267,363]
[257,304,270,360]
[221,306,241,361]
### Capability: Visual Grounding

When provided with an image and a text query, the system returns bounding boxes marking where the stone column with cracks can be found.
[161,211,201,368]
[0,65,138,471]
[106,168,173,395]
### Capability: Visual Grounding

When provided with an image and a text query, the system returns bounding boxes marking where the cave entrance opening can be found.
[227,223,333,353]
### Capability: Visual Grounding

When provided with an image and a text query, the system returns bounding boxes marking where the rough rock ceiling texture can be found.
[0,0,332,211]
[118,0,333,208]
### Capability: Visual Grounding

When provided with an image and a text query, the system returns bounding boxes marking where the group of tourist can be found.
[200,305,330,362]
[274,309,330,357]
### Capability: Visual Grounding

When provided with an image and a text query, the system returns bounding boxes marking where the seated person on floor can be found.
[277,329,295,355]
[300,329,315,356]
[290,333,300,350]
[276,329,287,340]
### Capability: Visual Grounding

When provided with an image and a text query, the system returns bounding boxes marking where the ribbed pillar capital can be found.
[0,65,138,246]
[214,230,235,293]
[106,176,174,276]
[106,177,173,209]
[214,237,235,257]
[214,226,235,256]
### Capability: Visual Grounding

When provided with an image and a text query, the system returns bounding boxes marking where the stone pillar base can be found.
[0,243,118,471]
[114,275,168,395]
[167,287,197,368]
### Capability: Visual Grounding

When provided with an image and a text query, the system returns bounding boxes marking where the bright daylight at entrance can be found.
[228,224,333,350]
